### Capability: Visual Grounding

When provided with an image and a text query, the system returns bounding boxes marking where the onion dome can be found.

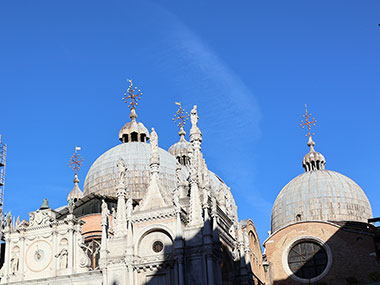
[302,136,326,171]
[67,173,83,203]
[168,127,192,166]
[271,136,372,233]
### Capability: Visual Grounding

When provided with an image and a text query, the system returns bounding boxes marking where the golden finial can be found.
[173,102,189,129]
[300,104,317,137]
[122,79,142,110]
[68,146,84,175]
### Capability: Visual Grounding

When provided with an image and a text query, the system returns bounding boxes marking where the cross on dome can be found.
[173,102,189,140]
[119,80,149,143]
[300,105,326,172]
[67,146,83,203]
[123,79,142,121]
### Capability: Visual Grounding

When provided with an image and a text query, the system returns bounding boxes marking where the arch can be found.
[282,235,333,284]
[135,224,175,253]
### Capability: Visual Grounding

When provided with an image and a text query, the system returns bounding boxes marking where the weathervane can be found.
[68,146,84,175]
[173,102,189,129]
[300,104,317,137]
[122,79,142,110]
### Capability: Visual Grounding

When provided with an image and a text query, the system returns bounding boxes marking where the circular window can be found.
[152,241,163,253]
[288,241,328,279]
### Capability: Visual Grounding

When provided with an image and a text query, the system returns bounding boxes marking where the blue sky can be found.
[1,1,379,243]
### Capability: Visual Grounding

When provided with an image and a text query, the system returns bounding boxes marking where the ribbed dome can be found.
[271,170,373,233]
[83,142,177,199]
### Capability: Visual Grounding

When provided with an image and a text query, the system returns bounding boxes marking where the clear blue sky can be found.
[1,1,379,243]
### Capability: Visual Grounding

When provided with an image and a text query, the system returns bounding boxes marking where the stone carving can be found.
[56,248,68,269]
[78,242,92,268]
[116,158,127,186]
[10,254,19,274]
[150,128,158,155]
[68,199,75,214]
[190,105,198,127]
[126,198,133,219]
[29,210,53,227]
[101,199,109,226]
[5,212,12,229]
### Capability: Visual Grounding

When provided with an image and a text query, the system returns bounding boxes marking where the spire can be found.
[115,157,127,237]
[139,128,167,211]
[188,105,204,227]
[300,105,326,172]
[119,80,149,143]
[67,146,84,203]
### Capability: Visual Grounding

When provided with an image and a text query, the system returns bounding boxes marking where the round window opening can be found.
[288,241,328,279]
[152,241,163,253]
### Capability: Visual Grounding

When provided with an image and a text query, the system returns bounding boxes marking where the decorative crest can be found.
[68,146,84,175]
[173,102,189,129]
[300,104,317,137]
[122,79,142,110]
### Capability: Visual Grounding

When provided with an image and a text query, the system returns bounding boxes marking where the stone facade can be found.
[0,104,265,285]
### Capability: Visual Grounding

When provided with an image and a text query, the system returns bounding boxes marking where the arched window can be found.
[84,237,101,270]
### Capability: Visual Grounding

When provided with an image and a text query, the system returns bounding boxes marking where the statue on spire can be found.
[122,79,142,121]
[190,105,199,127]
[116,158,127,187]
[173,102,189,139]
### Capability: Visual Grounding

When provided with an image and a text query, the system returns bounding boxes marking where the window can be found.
[84,238,101,270]
[152,241,163,253]
[288,241,328,279]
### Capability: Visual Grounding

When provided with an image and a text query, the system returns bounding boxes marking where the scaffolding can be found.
[0,135,6,218]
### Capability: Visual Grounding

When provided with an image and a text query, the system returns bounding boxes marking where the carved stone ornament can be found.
[116,157,127,186]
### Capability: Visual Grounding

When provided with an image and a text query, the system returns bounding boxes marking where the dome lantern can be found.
[119,80,149,143]
[302,136,326,172]
[169,102,192,166]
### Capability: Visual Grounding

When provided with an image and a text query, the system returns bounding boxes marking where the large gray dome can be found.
[83,142,177,199]
[271,170,373,233]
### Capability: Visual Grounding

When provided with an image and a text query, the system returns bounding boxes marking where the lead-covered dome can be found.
[271,136,372,233]
[83,142,178,199]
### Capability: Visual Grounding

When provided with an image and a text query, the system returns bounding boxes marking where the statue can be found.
[5,212,12,229]
[10,254,19,274]
[173,189,180,209]
[126,198,133,219]
[190,105,198,127]
[111,207,117,232]
[68,199,75,214]
[116,158,127,186]
[101,200,109,226]
[56,248,68,269]
[150,128,158,154]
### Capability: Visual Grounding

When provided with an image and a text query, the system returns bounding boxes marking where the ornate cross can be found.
[173,102,189,129]
[68,146,84,175]
[300,104,317,137]
[122,79,142,110]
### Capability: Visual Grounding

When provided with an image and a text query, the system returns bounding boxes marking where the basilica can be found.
[0,82,379,284]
